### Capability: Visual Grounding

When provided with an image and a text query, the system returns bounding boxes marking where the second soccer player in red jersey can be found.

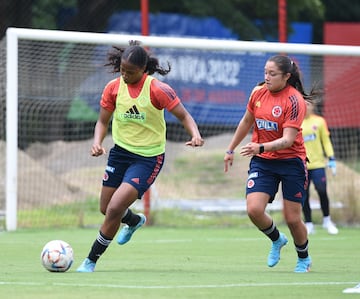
[224,55,320,273]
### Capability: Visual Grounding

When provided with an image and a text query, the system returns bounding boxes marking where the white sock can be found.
[323,216,331,225]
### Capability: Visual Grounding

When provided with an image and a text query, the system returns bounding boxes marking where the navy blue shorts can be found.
[102,145,165,199]
[246,156,308,203]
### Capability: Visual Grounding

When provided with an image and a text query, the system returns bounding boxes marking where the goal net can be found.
[2,28,360,230]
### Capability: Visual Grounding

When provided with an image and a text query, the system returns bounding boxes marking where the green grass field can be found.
[1,225,358,299]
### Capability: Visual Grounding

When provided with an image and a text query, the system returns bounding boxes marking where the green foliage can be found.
[4,0,359,43]
[323,0,360,21]
[146,0,326,40]
[32,0,76,29]
[25,0,326,41]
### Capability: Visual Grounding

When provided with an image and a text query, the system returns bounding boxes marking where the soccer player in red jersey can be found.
[224,55,320,272]
[77,41,204,272]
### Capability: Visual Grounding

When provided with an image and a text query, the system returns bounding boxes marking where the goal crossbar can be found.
[7,27,360,55]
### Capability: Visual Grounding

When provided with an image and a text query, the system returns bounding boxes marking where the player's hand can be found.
[91,144,106,156]
[327,157,336,176]
[185,137,204,147]
[224,151,234,172]
[239,142,259,157]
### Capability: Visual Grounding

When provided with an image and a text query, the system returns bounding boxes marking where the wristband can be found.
[226,150,234,155]
[259,144,264,154]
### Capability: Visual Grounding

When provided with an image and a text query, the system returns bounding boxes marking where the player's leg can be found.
[77,183,139,273]
[116,153,165,244]
[302,178,314,234]
[246,192,273,228]
[283,199,311,272]
[281,159,311,272]
[102,182,140,237]
[312,168,338,234]
[247,192,288,267]
[302,189,312,222]
[246,157,287,268]
[283,199,308,246]
[99,185,116,215]
[312,168,330,216]
[77,145,142,272]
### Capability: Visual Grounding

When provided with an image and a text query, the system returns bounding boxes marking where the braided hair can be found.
[105,40,171,76]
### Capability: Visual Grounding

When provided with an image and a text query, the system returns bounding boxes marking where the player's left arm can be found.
[319,118,335,158]
[170,102,204,147]
[239,127,298,156]
[151,80,204,146]
[319,118,336,174]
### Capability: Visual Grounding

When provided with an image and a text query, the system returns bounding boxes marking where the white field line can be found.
[0,281,357,289]
[136,236,348,244]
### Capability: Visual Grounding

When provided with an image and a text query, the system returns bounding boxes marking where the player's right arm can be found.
[91,79,118,156]
[91,107,113,156]
[224,109,254,172]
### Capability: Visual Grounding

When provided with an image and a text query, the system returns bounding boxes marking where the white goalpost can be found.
[4,27,360,231]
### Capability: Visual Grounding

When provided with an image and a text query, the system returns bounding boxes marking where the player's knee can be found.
[100,206,106,215]
[105,204,124,221]
[247,205,264,220]
[284,216,301,229]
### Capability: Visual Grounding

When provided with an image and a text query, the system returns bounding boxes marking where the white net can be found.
[2,29,360,229]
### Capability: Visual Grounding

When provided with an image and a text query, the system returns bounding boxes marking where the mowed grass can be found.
[0,225,358,299]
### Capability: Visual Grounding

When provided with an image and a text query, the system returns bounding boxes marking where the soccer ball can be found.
[40,240,74,272]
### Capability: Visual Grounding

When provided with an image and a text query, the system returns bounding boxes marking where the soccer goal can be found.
[2,27,360,231]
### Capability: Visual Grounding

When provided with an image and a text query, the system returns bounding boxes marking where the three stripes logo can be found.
[121,105,146,122]
[128,105,140,115]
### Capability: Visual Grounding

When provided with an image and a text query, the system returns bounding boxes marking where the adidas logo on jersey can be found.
[122,105,146,121]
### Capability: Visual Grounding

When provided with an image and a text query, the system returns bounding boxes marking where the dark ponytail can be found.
[268,55,322,102]
[105,40,171,76]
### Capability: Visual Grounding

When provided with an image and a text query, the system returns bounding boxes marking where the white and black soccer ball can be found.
[40,240,74,272]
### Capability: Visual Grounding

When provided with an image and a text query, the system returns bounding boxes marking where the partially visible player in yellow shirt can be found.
[301,100,338,235]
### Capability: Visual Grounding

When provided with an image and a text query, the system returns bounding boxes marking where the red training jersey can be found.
[100,73,180,112]
[247,84,306,160]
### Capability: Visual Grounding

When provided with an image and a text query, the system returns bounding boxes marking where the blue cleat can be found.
[117,213,146,245]
[76,258,96,273]
[294,256,312,273]
[267,233,288,267]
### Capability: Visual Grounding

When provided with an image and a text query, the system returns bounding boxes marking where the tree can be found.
[133,0,324,40]
[115,0,326,42]
[323,0,360,21]
[0,0,33,38]
[31,0,118,32]
[60,0,118,32]
[1,0,359,43]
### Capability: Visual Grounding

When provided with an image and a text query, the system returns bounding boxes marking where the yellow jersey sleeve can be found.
[302,114,334,170]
